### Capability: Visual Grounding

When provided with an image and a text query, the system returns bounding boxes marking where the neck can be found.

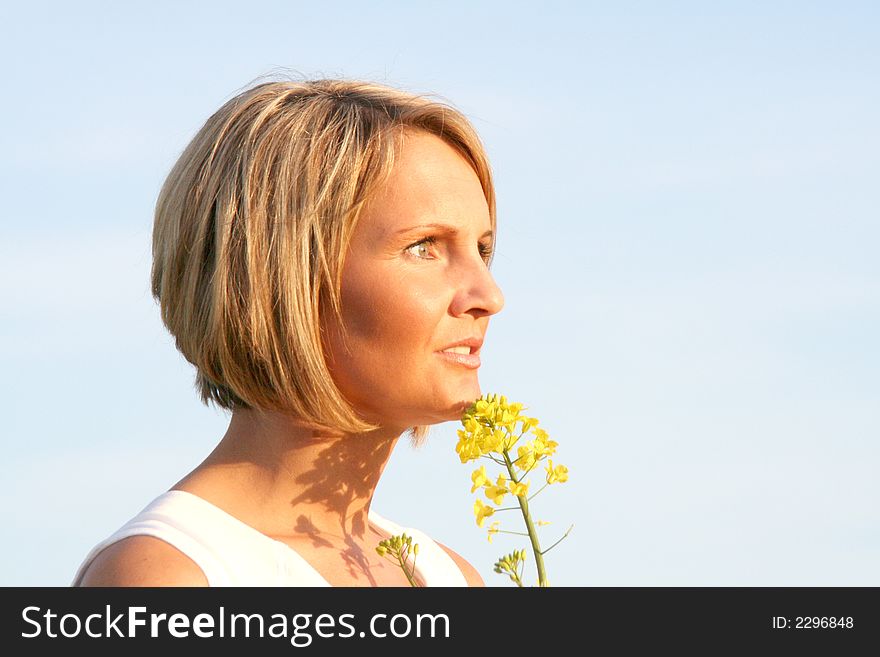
[176,408,405,544]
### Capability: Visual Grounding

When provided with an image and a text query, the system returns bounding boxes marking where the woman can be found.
[72,78,504,586]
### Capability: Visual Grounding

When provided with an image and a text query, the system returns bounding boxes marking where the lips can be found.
[436,349,481,369]
[436,336,483,369]
[437,337,484,355]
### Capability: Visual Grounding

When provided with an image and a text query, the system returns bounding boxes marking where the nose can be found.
[451,254,505,318]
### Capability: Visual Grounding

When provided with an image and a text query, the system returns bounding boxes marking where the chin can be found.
[444,395,481,419]
[390,385,482,426]
[403,401,471,427]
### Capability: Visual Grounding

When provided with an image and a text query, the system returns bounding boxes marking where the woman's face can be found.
[323,130,505,431]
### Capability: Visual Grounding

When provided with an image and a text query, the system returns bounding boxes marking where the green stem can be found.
[502,450,549,587]
[394,548,419,587]
[540,524,574,556]
[527,482,549,502]
[520,457,541,480]
[505,429,527,453]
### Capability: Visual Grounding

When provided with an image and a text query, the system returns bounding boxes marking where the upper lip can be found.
[438,337,484,354]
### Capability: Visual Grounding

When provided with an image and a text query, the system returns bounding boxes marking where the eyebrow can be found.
[394,223,494,240]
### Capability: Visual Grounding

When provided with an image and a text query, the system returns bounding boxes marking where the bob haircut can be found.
[150,78,497,447]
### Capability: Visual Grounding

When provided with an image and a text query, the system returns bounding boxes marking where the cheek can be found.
[341,269,444,354]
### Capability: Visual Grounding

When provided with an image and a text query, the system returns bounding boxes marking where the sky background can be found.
[2,1,878,586]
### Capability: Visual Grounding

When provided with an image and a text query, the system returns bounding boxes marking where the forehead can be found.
[359,131,491,237]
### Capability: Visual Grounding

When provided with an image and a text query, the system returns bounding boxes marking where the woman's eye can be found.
[479,242,494,262]
[405,236,493,263]
[405,236,436,260]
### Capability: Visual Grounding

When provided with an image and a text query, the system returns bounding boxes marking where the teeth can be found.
[443,346,471,355]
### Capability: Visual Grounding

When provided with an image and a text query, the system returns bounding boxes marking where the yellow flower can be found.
[499,410,518,429]
[465,394,525,431]
[473,499,495,527]
[470,465,491,493]
[482,428,505,453]
[532,428,558,456]
[554,464,569,483]
[455,431,482,464]
[463,417,482,434]
[474,399,491,416]
[484,474,508,505]
[516,442,537,470]
[501,432,519,451]
[487,521,500,543]
[459,393,539,459]
[520,416,539,432]
[545,459,569,484]
[533,433,558,458]
[508,479,530,497]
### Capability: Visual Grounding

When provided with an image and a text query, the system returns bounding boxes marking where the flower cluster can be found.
[377,393,572,587]
[376,533,420,587]
[457,393,571,586]
[457,394,568,535]
[494,549,528,587]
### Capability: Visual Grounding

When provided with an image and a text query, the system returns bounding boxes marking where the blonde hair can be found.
[150,78,496,447]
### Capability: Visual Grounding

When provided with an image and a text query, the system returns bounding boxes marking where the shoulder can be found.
[435,541,485,587]
[77,535,209,587]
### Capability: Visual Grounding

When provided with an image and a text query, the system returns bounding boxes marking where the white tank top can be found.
[71,490,468,587]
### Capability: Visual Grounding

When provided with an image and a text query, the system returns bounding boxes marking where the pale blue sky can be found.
[2,1,878,586]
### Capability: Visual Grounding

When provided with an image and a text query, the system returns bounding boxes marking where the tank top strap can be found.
[71,495,234,586]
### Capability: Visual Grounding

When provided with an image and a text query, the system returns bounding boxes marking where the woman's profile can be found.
[72,78,504,587]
